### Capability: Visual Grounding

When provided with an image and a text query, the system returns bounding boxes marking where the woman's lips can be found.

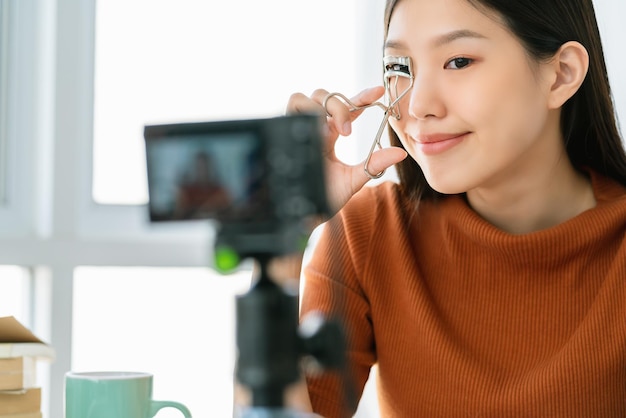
[414,132,469,155]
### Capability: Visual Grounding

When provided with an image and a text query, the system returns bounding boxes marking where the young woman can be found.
[287,0,626,416]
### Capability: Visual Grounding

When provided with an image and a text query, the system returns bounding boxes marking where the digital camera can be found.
[144,113,329,262]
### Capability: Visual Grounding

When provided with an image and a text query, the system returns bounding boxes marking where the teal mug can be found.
[65,371,192,418]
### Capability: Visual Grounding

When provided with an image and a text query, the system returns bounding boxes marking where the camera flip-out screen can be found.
[143,114,328,226]
[145,128,267,222]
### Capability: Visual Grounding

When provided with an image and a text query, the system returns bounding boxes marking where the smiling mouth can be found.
[414,132,469,155]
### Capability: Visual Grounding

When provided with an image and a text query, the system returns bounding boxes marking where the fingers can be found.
[313,86,385,137]
[310,89,351,136]
[287,90,339,160]
[286,91,326,116]
[288,86,386,136]
[351,147,408,190]
[368,146,408,175]
[287,85,404,214]
[348,85,386,108]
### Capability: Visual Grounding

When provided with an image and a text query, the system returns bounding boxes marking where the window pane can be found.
[72,266,252,418]
[0,265,30,323]
[0,1,9,204]
[93,0,358,205]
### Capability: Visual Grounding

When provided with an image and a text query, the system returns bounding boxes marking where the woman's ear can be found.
[547,41,589,109]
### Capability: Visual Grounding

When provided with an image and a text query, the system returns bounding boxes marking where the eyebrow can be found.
[384,29,487,51]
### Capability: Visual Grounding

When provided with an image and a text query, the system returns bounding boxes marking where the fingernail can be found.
[343,122,352,135]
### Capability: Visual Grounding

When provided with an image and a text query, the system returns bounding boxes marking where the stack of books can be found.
[0,317,56,418]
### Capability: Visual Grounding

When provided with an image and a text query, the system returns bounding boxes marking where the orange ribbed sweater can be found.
[300,171,626,417]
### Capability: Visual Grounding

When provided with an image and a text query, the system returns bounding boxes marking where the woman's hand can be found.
[287,86,407,214]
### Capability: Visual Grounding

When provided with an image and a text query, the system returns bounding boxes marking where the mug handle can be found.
[150,400,192,417]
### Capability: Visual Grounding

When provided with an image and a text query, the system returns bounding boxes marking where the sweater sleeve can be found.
[300,187,381,418]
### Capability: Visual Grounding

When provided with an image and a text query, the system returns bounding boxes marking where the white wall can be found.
[595,0,626,134]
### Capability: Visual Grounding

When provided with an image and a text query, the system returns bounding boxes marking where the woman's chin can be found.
[424,174,469,195]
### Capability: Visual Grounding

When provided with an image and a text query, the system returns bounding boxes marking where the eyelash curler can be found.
[323,56,414,179]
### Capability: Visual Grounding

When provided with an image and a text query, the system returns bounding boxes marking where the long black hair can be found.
[384,0,626,203]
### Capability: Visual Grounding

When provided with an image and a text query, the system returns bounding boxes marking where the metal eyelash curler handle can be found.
[322,92,391,179]
[322,56,414,180]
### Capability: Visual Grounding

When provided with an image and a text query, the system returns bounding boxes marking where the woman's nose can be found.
[406,72,445,120]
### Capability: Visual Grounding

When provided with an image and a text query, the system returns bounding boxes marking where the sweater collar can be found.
[441,170,626,263]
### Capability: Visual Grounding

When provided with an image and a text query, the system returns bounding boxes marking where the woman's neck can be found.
[465,155,596,235]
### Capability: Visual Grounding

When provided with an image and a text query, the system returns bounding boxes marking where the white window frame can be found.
[0,0,385,416]
[0,0,38,236]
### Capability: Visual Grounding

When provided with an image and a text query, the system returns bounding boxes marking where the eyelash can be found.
[445,57,473,70]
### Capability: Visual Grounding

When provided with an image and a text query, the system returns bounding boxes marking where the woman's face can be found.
[386,0,559,195]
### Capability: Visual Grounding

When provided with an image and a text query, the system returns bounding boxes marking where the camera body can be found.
[144,113,329,262]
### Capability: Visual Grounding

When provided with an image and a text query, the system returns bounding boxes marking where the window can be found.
[0,266,30,323]
[0,1,8,204]
[72,267,251,418]
[92,0,367,205]
[69,1,383,417]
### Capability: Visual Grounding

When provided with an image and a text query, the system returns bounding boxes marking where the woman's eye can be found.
[445,57,473,69]
[386,63,410,75]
